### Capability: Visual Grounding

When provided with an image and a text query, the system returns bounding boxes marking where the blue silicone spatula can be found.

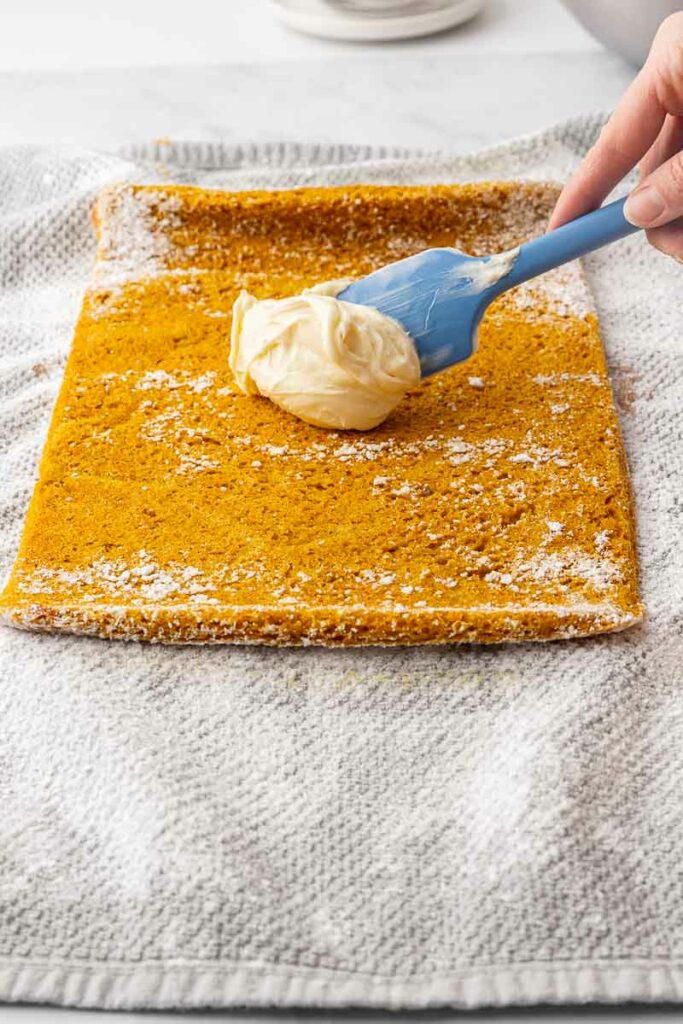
[338,197,639,377]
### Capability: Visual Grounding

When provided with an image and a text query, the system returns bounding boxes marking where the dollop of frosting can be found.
[229,280,420,431]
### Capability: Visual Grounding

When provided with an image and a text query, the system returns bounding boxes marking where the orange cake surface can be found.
[0,182,642,644]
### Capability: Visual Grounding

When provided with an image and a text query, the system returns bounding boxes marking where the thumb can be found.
[625,149,683,228]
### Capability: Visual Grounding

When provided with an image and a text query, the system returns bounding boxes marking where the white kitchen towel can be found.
[0,115,682,1011]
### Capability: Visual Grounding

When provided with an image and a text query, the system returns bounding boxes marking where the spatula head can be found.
[338,248,501,377]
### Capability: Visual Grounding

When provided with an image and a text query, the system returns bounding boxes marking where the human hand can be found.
[549,12,683,261]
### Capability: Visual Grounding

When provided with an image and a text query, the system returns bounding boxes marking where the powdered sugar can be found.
[136,369,217,394]
[18,551,214,603]
[94,186,184,289]
[508,263,595,321]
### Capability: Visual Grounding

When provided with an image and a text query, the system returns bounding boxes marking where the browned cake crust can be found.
[0,182,642,644]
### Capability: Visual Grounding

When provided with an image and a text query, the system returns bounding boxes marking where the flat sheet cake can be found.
[0,182,642,644]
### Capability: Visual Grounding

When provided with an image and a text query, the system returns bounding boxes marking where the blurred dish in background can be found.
[560,0,683,66]
[270,0,487,41]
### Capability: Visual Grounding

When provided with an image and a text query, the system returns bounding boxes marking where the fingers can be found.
[548,10,683,264]
[649,12,683,115]
[625,148,683,227]
[639,114,683,179]
[548,13,683,231]
[637,112,683,252]
[646,217,683,261]
[548,67,664,230]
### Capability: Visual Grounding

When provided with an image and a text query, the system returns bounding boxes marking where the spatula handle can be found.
[499,197,640,292]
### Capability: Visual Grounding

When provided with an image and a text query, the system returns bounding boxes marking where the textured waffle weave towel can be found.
[0,117,682,1011]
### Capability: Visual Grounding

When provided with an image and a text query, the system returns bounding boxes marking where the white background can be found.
[1,1,665,1022]
[0,0,634,153]
[1,0,597,71]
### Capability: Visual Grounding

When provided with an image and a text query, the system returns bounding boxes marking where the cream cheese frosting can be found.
[458,246,519,293]
[229,280,421,431]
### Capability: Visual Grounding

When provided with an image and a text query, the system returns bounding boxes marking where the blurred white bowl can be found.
[271,0,486,41]
[561,0,683,66]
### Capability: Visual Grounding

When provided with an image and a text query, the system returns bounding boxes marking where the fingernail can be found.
[624,185,665,227]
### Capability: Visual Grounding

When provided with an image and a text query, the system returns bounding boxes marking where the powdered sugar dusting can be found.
[94,186,184,289]
[507,264,595,321]
[18,551,213,603]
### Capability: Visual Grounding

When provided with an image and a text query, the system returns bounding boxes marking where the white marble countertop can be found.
[1,49,632,154]
[1,0,599,72]
[1,2,658,1021]
[0,0,633,155]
